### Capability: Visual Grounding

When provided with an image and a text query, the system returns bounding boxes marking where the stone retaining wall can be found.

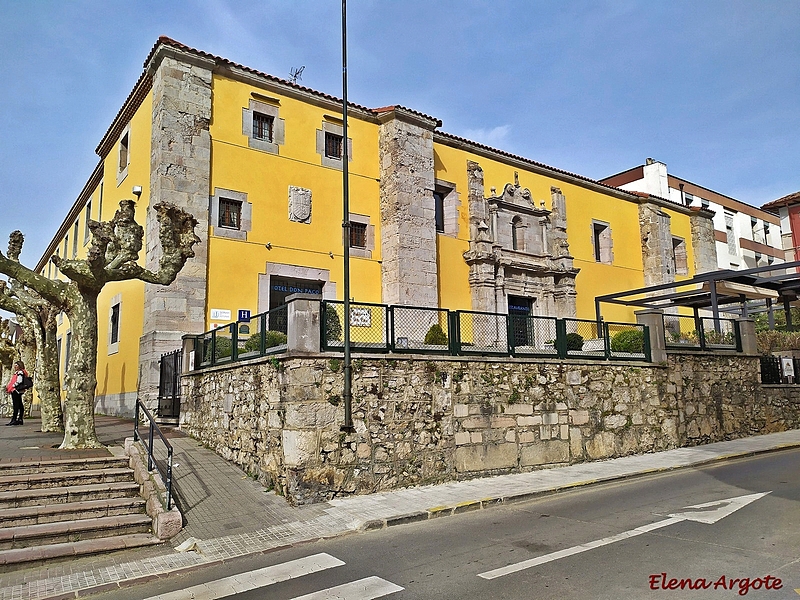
[180,352,800,505]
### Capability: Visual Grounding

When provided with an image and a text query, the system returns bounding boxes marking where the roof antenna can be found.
[289,65,305,84]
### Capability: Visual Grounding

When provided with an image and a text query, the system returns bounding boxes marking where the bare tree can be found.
[0,200,198,448]
[0,281,63,432]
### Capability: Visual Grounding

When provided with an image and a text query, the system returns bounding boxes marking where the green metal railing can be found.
[322,301,651,362]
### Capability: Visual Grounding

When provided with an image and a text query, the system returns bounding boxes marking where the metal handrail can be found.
[133,399,174,510]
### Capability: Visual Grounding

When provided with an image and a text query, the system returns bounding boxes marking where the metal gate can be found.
[158,349,182,419]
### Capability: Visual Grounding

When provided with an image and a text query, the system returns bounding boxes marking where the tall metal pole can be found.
[341,0,354,432]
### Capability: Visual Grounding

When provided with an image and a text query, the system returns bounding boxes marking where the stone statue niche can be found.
[463,165,579,320]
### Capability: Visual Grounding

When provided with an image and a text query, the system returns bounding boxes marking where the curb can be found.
[18,440,800,600]
[358,441,800,531]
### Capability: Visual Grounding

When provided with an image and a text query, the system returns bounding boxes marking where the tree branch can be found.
[0,233,68,308]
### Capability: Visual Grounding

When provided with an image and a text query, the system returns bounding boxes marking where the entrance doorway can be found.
[508,295,533,348]
[268,277,323,333]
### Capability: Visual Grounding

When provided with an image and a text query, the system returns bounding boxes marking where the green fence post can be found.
[506,315,515,356]
[231,323,239,362]
[643,325,652,362]
[734,320,743,352]
[556,319,567,359]
[210,330,217,367]
[603,321,610,360]
[388,306,395,352]
[260,313,267,356]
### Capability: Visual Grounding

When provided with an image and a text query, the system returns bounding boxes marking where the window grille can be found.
[253,112,274,141]
[219,199,242,229]
[350,222,367,248]
[325,132,343,159]
[434,191,445,233]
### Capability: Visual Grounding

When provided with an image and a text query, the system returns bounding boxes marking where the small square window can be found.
[350,222,367,248]
[110,304,120,345]
[325,132,343,159]
[253,112,274,142]
[219,199,242,230]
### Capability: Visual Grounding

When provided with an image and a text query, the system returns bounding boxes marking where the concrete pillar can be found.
[737,318,758,355]
[635,309,667,363]
[181,335,197,373]
[287,294,321,354]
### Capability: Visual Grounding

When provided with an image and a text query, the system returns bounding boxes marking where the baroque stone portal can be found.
[463,162,579,318]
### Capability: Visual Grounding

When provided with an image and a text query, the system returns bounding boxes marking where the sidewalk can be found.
[2,418,800,600]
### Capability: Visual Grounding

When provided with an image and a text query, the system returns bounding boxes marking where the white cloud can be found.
[460,125,511,148]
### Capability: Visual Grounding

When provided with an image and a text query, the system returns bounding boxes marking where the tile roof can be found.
[762,191,800,211]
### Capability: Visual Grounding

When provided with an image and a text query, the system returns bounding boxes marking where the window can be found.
[117,126,130,185]
[347,213,374,258]
[98,180,104,222]
[324,132,343,159]
[350,222,367,248]
[63,235,68,258]
[685,192,693,206]
[316,120,351,169]
[65,331,72,368]
[72,221,78,258]
[725,211,737,256]
[252,112,274,142]
[434,191,445,233]
[218,199,242,230]
[211,188,251,240]
[108,294,121,354]
[672,237,688,275]
[592,221,613,264]
[110,303,120,344]
[118,133,129,173]
[243,99,284,154]
[84,201,92,244]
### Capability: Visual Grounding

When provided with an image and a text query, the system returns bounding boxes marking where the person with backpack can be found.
[6,360,31,426]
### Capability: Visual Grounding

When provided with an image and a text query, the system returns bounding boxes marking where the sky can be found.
[1,0,799,266]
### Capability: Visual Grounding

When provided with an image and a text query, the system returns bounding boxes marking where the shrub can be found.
[242,333,261,354]
[424,323,448,345]
[565,332,584,351]
[265,330,287,348]
[325,305,342,342]
[204,335,232,361]
[610,329,644,353]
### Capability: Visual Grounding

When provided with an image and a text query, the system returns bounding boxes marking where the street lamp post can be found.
[341,0,354,433]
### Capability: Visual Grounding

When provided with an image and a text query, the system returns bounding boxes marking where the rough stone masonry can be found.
[180,351,800,505]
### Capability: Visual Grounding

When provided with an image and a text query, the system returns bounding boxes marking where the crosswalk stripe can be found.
[288,576,404,599]
[143,552,345,600]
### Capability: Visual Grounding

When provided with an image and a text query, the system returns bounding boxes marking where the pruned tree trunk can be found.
[0,201,198,449]
[61,289,101,448]
[38,311,63,432]
[15,319,36,418]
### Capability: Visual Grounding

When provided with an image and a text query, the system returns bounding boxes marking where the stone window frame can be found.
[316,120,353,170]
[434,179,460,238]
[591,220,613,264]
[347,213,374,259]
[108,294,121,356]
[242,99,285,154]
[672,236,688,275]
[210,188,253,241]
[72,221,79,258]
[116,123,130,186]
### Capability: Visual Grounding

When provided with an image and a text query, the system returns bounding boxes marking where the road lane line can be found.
[288,576,405,599]
[478,516,684,580]
[143,552,345,600]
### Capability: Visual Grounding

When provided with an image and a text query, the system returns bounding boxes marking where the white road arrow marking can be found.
[478,491,770,580]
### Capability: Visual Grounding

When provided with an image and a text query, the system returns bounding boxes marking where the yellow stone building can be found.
[36,37,716,416]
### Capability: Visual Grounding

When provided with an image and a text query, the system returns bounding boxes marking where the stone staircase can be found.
[0,455,161,571]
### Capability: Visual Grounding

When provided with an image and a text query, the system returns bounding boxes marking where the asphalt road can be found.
[94,448,800,600]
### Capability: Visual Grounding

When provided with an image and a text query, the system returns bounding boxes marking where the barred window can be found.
[325,132,343,159]
[110,304,120,345]
[219,199,242,230]
[253,112,274,142]
[350,222,367,248]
